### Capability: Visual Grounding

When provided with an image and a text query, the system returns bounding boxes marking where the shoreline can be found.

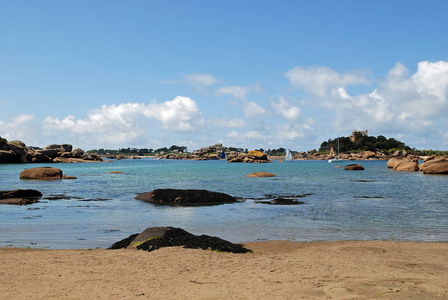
[1,240,447,299]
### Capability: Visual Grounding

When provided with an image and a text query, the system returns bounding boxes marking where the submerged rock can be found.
[259,197,305,205]
[246,172,277,177]
[134,189,238,206]
[0,189,42,205]
[110,227,252,253]
[255,193,313,205]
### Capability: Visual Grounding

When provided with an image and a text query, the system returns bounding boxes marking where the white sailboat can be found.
[285,149,293,161]
[328,137,344,163]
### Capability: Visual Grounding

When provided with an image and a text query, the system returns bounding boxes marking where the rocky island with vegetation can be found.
[1,134,447,174]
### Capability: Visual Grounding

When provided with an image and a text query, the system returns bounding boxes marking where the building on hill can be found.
[350,130,368,142]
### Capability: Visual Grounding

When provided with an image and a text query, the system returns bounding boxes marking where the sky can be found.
[1,1,447,152]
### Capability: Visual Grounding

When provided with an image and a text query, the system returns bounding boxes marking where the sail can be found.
[285,149,293,160]
[221,151,226,159]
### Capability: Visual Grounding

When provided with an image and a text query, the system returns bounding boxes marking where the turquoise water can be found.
[1,159,447,249]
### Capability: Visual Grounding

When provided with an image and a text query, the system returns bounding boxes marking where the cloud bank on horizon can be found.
[2,61,447,151]
[0,2,447,151]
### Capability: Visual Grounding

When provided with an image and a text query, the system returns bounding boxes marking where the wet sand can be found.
[1,241,447,299]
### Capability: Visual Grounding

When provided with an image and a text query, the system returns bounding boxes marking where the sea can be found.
[1,158,447,249]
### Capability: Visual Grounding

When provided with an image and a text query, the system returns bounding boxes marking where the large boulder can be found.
[0,137,8,150]
[34,149,59,158]
[423,155,437,163]
[7,140,27,156]
[31,152,52,163]
[110,227,252,253]
[61,144,73,152]
[419,157,448,174]
[72,148,85,158]
[135,189,237,206]
[344,164,365,171]
[387,157,408,169]
[20,167,63,180]
[363,151,376,159]
[248,150,268,160]
[246,172,277,177]
[0,150,18,163]
[227,157,244,163]
[394,159,419,172]
[44,144,61,150]
[0,189,42,205]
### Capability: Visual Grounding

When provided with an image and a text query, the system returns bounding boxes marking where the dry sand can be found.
[1,241,447,299]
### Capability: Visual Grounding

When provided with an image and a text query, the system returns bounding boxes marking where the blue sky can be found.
[1,1,447,151]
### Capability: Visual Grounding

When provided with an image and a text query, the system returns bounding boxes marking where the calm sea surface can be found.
[1,159,447,249]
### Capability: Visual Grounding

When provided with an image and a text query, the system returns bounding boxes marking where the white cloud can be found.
[182,73,220,87]
[279,61,448,149]
[42,96,204,145]
[215,85,250,100]
[142,96,204,132]
[215,83,263,101]
[285,66,369,98]
[328,61,448,140]
[243,101,267,118]
[0,114,35,141]
[270,96,301,120]
[12,114,35,124]
[227,130,266,142]
[208,118,246,128]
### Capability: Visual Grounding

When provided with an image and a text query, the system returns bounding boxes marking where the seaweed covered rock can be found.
[134,189,237,206]
[109,233,139,249]
[0,189,42,205]
[110,227,252,253]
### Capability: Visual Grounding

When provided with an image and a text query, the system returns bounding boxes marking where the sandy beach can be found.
[1,241,447,299]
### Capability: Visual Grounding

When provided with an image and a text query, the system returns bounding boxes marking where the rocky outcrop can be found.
[20,167,64,180]
[246,172,277,177]
[0,137,101,164]
[393,159,419,172]
[110,227,252,253]
[227,151,272,163]
[135,189,238,206]
[344,164,365,170]
[0,189,42,205]
[419,157,448,174]
[298,150,394,161]
[387,157,408,169]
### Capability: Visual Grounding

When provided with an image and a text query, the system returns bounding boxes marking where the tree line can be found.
[319,134,410,153]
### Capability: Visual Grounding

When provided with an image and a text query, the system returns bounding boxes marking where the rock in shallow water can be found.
[246,172,276,177]
[0,189,42,205]
[344,164,365,171]
[134,189,238,206]
[20,167,63,180]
